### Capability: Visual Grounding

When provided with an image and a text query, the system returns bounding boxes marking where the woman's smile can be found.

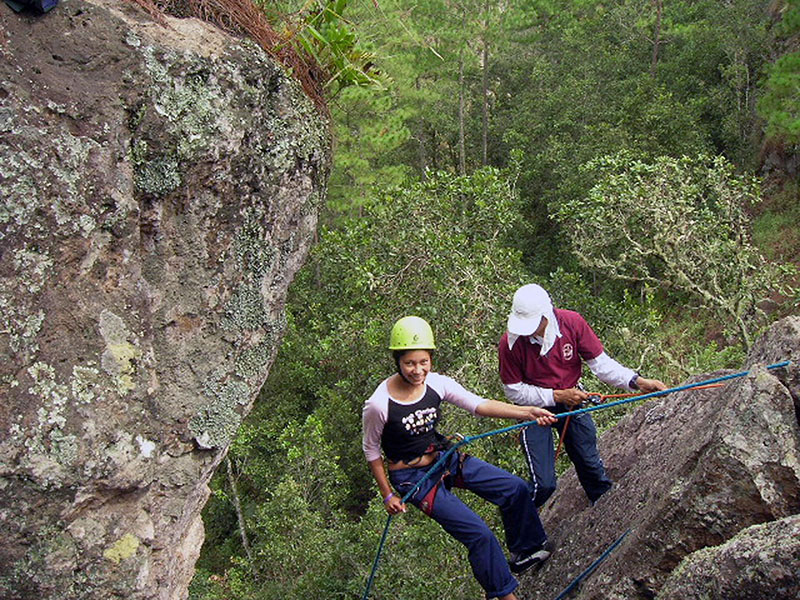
[399,349,431,385]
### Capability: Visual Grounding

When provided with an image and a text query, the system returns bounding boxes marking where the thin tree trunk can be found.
[481,0,489,165]
[313,228,320,287]
[458,9,467,175]
[416,77,428,179]
[226,456,254,567]
[650,0,662,76]
[458,48,467,175]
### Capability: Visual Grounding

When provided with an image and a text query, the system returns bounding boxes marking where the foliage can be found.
[758,0,800,143]
[489,0,775,274]
[752,181,800,262]
[276,0,386,97]
[759,53,800,143]
[322,0,504,215]
[326,85,413,218]
[546,267,664,376]
[555,152,796,349]
[323,0,778,224]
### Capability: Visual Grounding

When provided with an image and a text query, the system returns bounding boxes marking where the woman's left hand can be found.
[385,495,407,515]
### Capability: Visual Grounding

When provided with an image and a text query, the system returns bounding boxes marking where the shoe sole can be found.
[509,549,551,574]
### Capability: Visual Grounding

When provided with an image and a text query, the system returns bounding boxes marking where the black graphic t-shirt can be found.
[381,386,446,462]
[362,372,487,464]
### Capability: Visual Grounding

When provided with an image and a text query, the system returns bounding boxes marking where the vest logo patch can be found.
[563,343,574,360]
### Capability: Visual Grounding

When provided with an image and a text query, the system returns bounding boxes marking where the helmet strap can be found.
[393,352,411,384]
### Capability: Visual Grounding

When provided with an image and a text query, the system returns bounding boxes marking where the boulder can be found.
[0,1,330,598]
[657,514,800,600]
[520,316,800,599]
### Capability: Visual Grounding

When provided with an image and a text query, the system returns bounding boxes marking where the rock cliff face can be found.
[0,1,330,598]
[520,316,800,600]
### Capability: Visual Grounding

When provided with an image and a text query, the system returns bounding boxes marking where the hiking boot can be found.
[508,540,553,574]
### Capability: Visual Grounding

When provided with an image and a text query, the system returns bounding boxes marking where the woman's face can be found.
[397,349,432,386]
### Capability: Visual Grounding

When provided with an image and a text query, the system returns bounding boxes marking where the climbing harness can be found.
[360,360,791,600]
[552,529,631,600]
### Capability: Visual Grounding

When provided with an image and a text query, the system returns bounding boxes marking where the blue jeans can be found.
[389,451,547,599]
[520,410,612,507]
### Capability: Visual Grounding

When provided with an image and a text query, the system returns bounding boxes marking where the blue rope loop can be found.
[360,360,791,600]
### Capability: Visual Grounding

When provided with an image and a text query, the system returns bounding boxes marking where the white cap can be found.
[507,284,561,355]
[507,284,551,335]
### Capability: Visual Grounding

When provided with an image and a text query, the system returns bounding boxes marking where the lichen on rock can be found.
[99,310,142,396]
[0,0,330,598]
[656,514,800,600]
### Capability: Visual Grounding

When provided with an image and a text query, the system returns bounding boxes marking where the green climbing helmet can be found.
[388,316,436,350]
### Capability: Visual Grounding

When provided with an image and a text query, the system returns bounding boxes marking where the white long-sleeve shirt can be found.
[503,351,637,408]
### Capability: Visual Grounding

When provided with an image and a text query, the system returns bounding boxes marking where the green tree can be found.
[758,0,800,144]
[555,152,795,348]
[489,0,774,273]
[325,0,514,213]
[323,0,455,215]
[759,52,800,142]
[327,85,414,218]
[194,168,536,598]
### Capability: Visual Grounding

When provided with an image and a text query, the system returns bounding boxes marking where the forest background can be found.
[189,0,800,598]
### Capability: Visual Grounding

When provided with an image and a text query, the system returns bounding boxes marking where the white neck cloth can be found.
[507,305,561,355]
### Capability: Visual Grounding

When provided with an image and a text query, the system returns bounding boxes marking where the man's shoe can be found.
[508,540,553,574]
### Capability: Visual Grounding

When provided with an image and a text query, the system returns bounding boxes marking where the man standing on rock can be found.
[498,284,667,507]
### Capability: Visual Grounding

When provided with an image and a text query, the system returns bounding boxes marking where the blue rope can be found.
[552,529,631,600]
[360,440,468,600]
[360,515,394,600]
[464,359,792,443]
[360,360,791,600]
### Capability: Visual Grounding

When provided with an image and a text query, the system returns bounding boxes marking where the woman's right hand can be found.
[385,494,407,515]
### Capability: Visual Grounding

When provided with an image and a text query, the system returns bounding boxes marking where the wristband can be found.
[383,492,395,504]
[629,374,640,390]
